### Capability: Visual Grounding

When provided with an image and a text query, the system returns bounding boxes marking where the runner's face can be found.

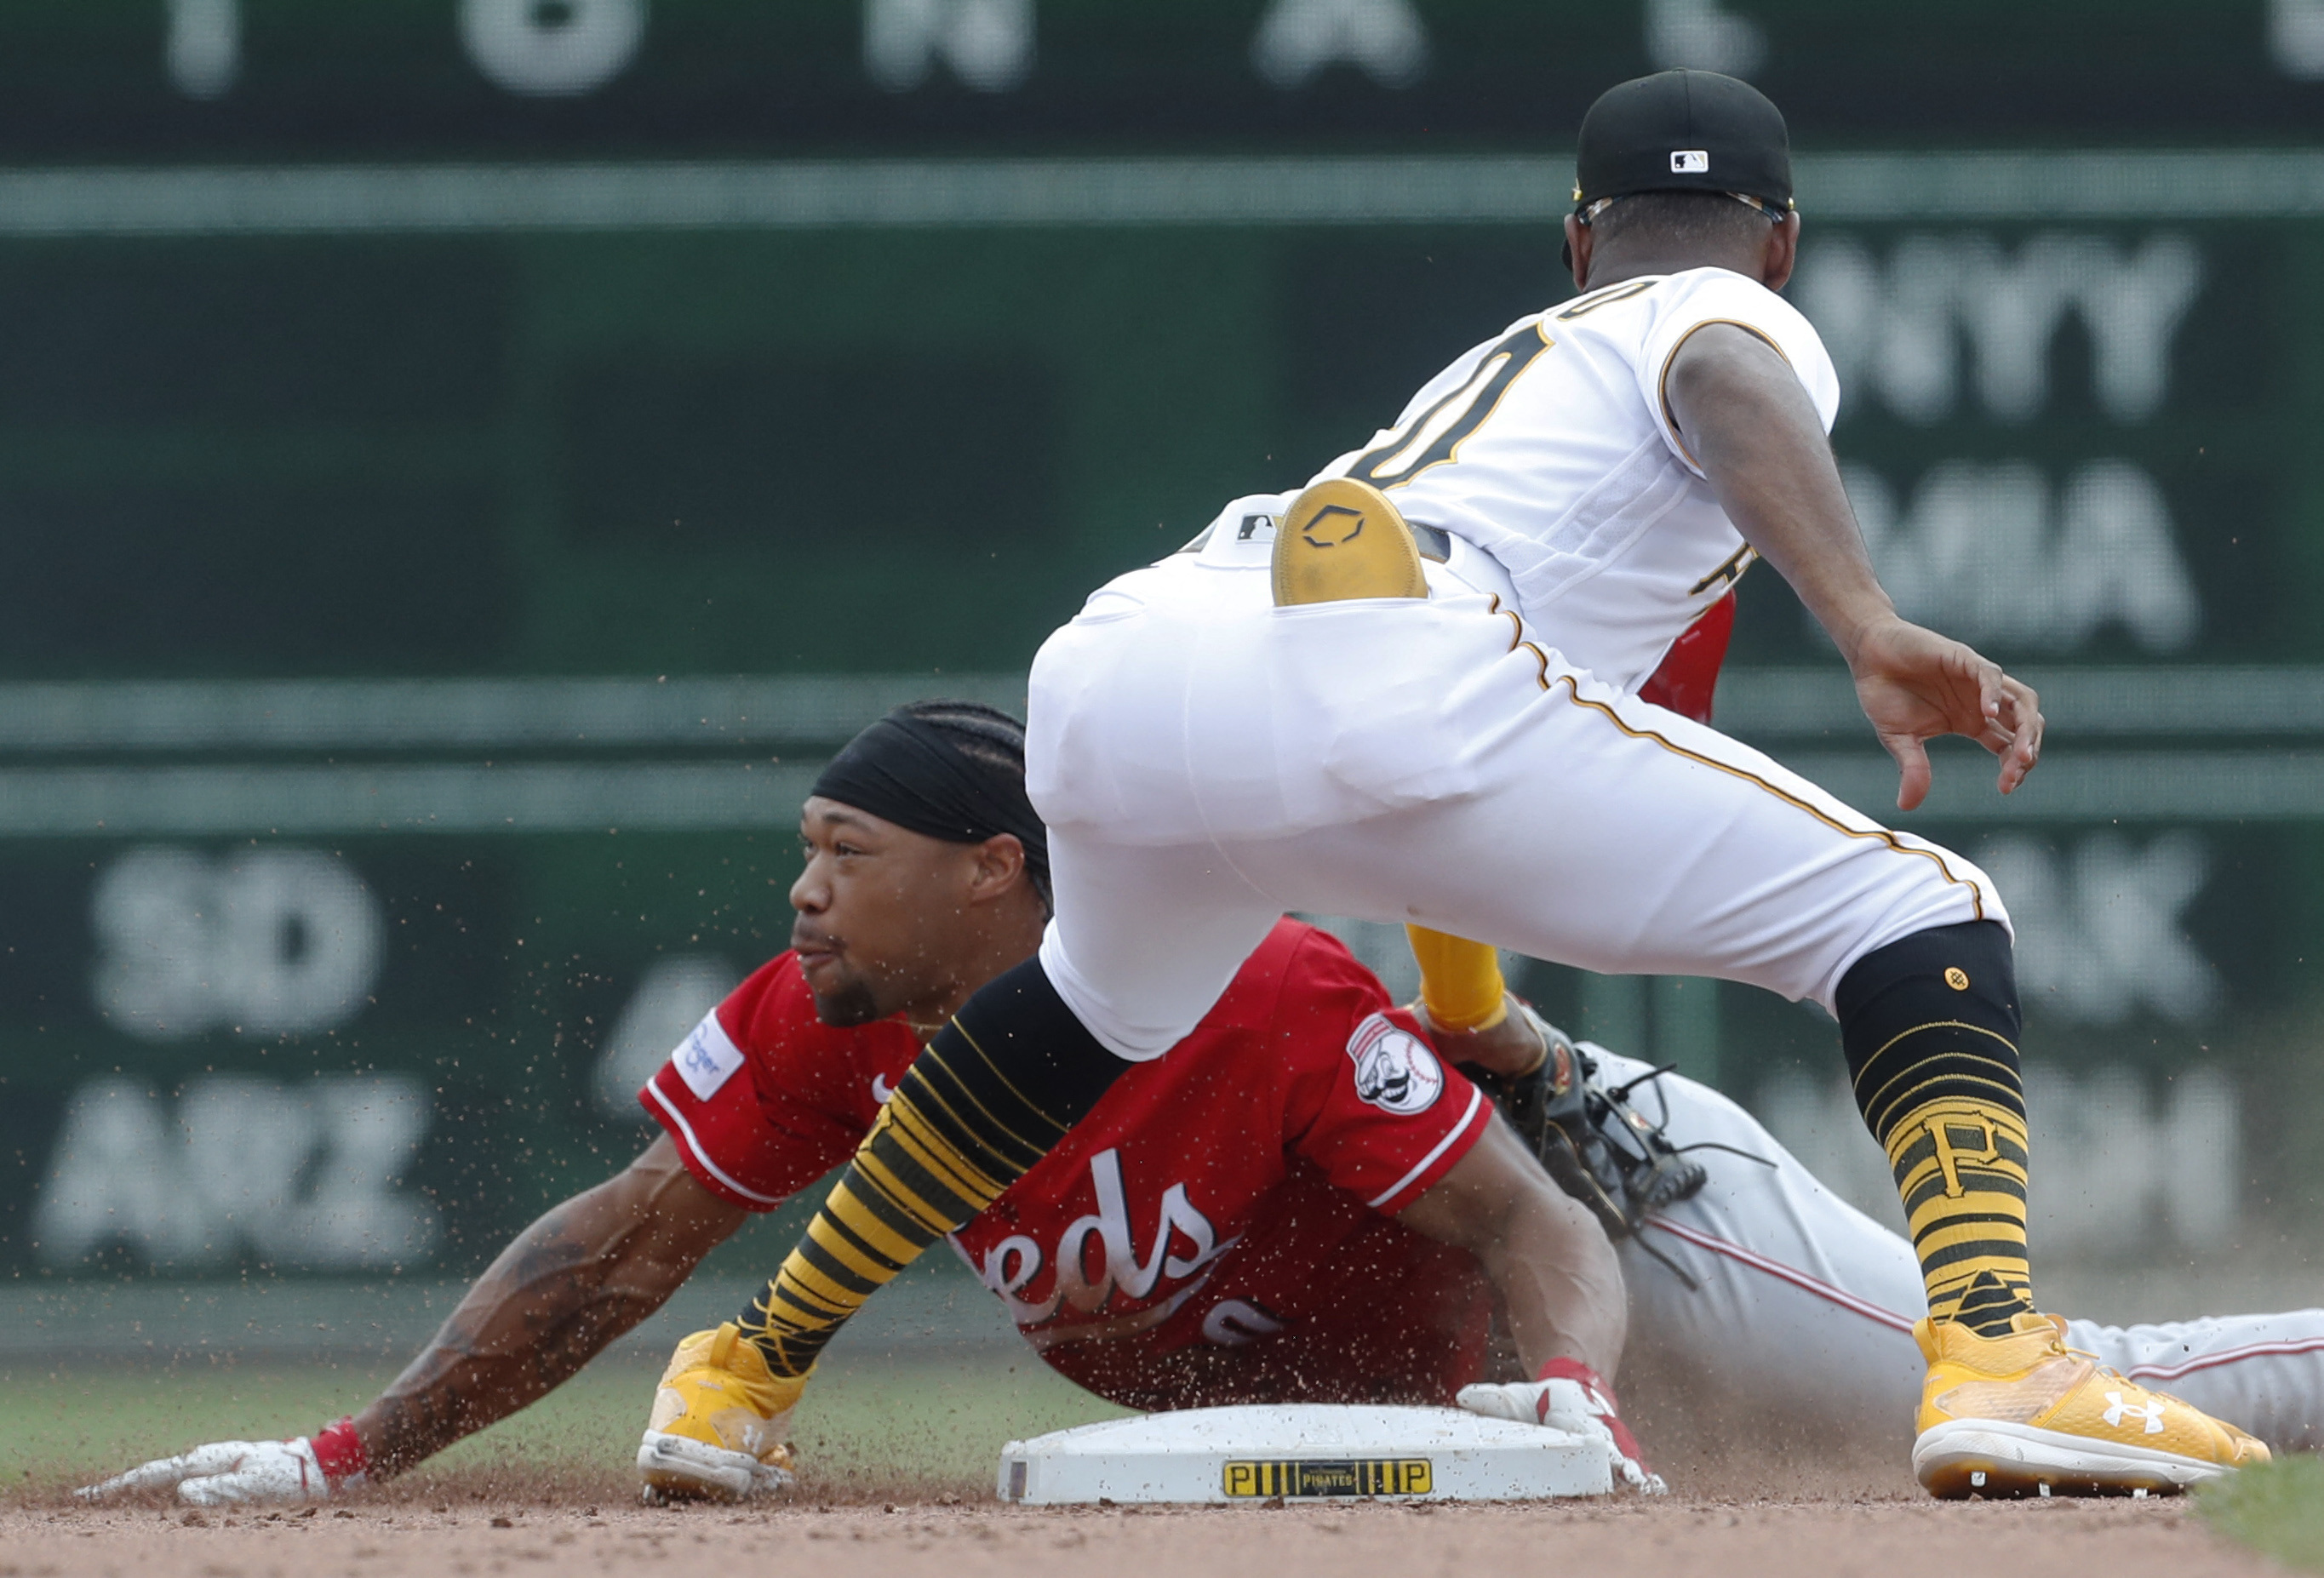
[790,798,982,1027]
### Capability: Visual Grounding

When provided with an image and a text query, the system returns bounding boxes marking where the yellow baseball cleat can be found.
[1271,477,1428,607]
[1913,1312,2270,1498]
[636,1324,807,1502]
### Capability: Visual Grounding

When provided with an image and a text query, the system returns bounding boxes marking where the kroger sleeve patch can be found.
[672,1008,746,1100]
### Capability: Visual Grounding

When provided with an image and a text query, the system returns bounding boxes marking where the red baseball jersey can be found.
[642,918,1498,1408]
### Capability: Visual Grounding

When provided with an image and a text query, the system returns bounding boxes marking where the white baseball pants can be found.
[1606,1048,2324,1452]
[1028,542,2005,1061]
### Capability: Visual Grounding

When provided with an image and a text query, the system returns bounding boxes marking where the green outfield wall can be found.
[3,79,2322,1282]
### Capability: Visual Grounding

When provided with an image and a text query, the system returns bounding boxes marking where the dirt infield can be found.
[0,1472,2280,1578]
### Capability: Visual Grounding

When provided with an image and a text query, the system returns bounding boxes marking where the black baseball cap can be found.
[1572,70,1794,214]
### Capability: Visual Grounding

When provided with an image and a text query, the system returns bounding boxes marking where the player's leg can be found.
[1213,668,2036,1338]
[1199,634,2269,1488]
[1257,477,1516,1038]
[729,838,1281,1377]
[1594,1049,2316,1465]
[1035,487,2040,1343]
[1584,1048,1932,1444]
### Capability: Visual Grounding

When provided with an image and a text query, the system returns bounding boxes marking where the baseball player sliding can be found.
[82,706,2322,1507]
[701,67,2269,1498]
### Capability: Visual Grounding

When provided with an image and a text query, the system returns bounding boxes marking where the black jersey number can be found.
[1345,323,1554,490]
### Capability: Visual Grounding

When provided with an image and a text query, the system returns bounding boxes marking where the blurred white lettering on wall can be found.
[1756,1062,2241,1255]
[1798,232,2203,426]
[866,0,1034,93]
[1975,832,2221,1026]
[165,0,239,100]
[461,0,648,96]
[31,1074,435,1271]
[1251,0,1428,90]
[91,846,385,1042]
[2270,0,2324,78]
[1642,0,1765,78]
[1842,460,2200,654]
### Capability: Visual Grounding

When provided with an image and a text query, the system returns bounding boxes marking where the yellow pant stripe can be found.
[1502,624,1988,919]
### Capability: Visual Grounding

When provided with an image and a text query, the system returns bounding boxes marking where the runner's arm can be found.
[1394,1116,1627,1378]
[356,1134,747,1475]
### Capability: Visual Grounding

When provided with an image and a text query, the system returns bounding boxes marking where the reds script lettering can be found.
[970,1147,1236,1324]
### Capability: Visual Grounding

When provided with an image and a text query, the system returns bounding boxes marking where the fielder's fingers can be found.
[1995,677,2043,793]
[2011,677,2045,755]
[1884,733,1933,812]
[1969,652,2012,729]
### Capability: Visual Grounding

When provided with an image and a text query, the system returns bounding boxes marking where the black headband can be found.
[810,709,1050,898]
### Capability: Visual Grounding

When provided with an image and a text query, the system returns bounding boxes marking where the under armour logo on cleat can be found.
[1300,505,1365,547]
[2104,1391,2167,1434]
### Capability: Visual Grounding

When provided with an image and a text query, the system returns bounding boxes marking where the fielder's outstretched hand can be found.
[1846,614,2043,811]
[1458,1360,1667,1495]
[76,1419,369,1506]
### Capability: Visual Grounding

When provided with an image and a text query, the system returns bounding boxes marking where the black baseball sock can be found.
[1836,920,2035,1337]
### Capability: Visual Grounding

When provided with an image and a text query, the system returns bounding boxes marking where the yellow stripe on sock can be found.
[827,1182,927,1266]
[1883,1096,2034,1325]
[806,1215,899,1285]
[764,1283,850,1329]
[854,1144,970,1236]
[773,1255,871,1318]
[913,1044,1062,1158]
[880,1097,1010,1209]
[884,1087,1016,1199]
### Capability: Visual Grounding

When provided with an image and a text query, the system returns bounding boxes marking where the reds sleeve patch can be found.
[1345,1013,1444,1115]
[672,1009,746,1100]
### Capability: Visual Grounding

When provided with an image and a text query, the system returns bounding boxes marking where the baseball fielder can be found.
[81,706,2322,1508]
[713,69,2264,1497]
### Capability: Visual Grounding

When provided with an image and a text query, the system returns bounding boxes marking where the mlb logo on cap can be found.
[1571,72,1792,215]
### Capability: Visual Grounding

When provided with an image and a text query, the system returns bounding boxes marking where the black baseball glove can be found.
[1455,1007,1708,1243]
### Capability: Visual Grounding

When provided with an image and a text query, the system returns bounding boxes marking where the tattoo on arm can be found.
[359,1146,742,1475]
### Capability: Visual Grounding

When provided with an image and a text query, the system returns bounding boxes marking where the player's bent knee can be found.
[1836,921,2023,1100]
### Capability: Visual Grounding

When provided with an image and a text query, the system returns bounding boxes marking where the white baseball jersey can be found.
[1027,264,1989,1061]
[1314,266,1840,691]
